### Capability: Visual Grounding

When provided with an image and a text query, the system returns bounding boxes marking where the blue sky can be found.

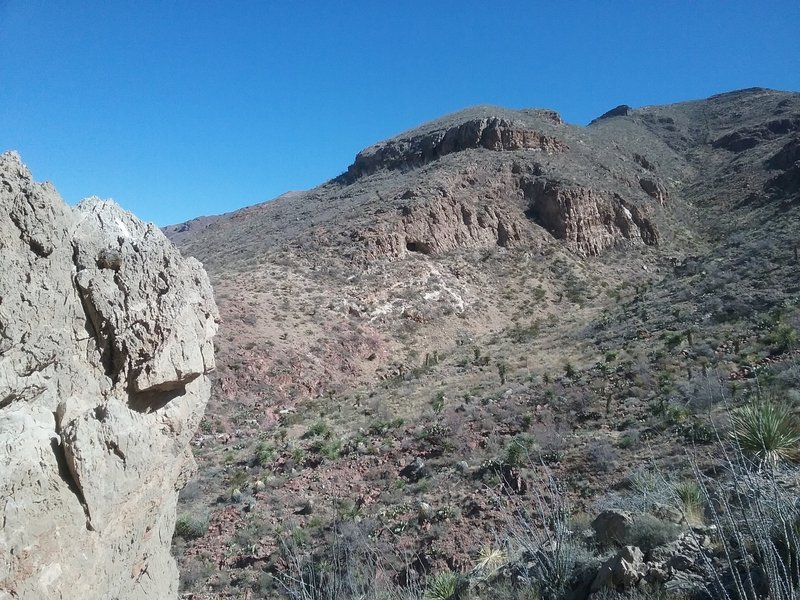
[1,1,798,226]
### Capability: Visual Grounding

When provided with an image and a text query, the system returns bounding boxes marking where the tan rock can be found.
[0,151,218,599]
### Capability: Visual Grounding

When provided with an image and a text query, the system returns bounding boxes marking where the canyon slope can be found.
[167,87,799,410]
[0,152,218,599]
[166,88,800,597]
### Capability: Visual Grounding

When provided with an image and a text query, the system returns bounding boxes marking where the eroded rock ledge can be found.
[351,173,661,261]
[0,151,218,599]
[341,117,568,182]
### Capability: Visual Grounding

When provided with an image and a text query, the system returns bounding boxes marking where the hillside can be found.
[166,88,800,599]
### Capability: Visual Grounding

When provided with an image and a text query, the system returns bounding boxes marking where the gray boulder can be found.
[591,545,647,591]
[591,509,634,546]
[0,152,218,599]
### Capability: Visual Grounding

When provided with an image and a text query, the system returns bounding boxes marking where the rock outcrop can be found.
[524,180,659,256]
[353,194,526,260]
[0,152,218,599]
[590,104,633,124]
[342,116,567,182]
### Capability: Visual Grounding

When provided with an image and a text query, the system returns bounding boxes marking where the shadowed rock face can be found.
[523,180,659,257]
[0,152,218,599]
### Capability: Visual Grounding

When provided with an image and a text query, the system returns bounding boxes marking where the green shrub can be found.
[505,435,535,467]
[367,417,404,435]
[768,323,797,353]
[623,514,680,551]
[174,513,209,540]
[254,441,274,467]
[304,419,331,439]
[432,391,446,413]
[309,437,342,460]
[229,469,248,490]
[674,480,704,522]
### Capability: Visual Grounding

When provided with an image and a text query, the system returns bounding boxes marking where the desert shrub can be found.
[617,431,640,450]
[179,555,214,591]
[768,323,797,353]
[304,419,332,439]
[622,514,680,552]
[174,513,209,540]
[692,460,800,600]
[498,472,590,600]
[432,391,446,413]
[308,437,343,461]
[254,441,275,467]
[591,586,689,600]
[593,469,680,517]
[674,480,705,523]
[775,363,800,390]
[506,321,540,344]
[731,401,800,466]
[586,440,618,473]
[368,417,405,436]
[505,435,535,468]
[178,478,203,501]
[229,468,249,490]
[278,521,425,600]
[417,423,454,455]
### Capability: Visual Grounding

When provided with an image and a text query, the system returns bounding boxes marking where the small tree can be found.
[497,362,507,385]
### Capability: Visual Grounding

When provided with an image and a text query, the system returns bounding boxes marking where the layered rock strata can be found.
[0,152,218,599]
[354,195,525,260]
[524,179,659,256]
[342,117,568,181]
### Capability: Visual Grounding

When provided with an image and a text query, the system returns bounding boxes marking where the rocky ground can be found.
[166,88,800,599]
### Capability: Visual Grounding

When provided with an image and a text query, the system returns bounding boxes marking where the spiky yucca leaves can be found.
[504,435,534,468]
[424,571,462,600]
[473,546,508,576]
[731,402,800,467]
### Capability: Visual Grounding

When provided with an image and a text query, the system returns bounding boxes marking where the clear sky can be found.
[1,1,799,226]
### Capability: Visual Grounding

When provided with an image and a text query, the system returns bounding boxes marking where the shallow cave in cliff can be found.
[406,240,433,255]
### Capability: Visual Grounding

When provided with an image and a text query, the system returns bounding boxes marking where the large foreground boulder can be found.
[0,151,218,599]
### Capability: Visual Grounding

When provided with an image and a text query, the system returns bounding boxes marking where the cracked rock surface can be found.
[0,151,218,599]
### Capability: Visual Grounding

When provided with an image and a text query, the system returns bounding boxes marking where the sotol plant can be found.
[731,402,800,467]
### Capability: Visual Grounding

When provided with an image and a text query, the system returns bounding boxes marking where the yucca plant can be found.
[731,402,800,467]
[424,571,461,600]
[473,546,508,577]
[768,323,797,354]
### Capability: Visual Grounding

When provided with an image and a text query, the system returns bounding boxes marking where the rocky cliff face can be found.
[342,114,567,181]
[0,152,218,599]
[523,179,659,256]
